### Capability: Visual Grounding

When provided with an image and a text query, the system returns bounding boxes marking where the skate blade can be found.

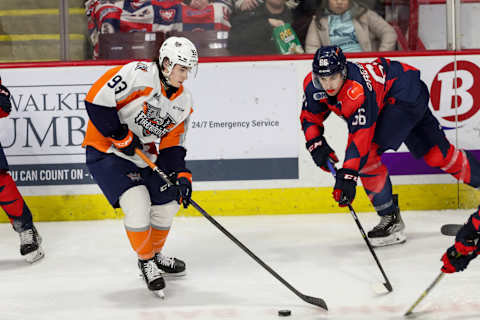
[25,247,45,263]
[152,289,165,298]
[162,270,186,278]
[139,270,186,279]
[370,231,406,247]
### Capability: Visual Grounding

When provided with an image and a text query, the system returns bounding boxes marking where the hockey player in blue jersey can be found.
[0,77,44,263]
[301,45,480,246]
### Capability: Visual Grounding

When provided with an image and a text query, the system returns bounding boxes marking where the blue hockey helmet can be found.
[312,45,347,89]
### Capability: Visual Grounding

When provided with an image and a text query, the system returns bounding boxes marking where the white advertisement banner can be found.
[0,53,479,192]
[0,61,301,188]
[185,61,300,160]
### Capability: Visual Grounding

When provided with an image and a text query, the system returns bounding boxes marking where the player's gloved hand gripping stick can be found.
[327,161,393,293]
[135,148,328,310]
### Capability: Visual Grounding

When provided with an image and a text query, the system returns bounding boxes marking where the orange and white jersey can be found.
[82,61,193,156]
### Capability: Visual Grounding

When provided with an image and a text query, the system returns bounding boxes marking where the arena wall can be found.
[0,51,479,221]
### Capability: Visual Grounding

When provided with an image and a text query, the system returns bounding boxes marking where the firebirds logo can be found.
[135,101,176,137]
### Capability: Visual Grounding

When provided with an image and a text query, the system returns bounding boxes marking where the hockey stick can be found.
[327,162,393,293]
[135,149,328,310]
[440,224,463,236]
[404,272,445,316]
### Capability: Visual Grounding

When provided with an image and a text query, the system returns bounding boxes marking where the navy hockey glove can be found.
[306,136,339,172]
[333,168,358,207]
[175,170,192,208]
[0,84,12,117]
[454,213,480,255]
[109,124,142,156]
[441,245,478,273]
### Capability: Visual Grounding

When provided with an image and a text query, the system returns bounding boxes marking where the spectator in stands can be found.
[181,0,231,31]
[85,0,123,58]
[228,0,297,55]
[291,0,319,48]
[234,0,262,11]
[304,0,396,53]
[86,0,232,58]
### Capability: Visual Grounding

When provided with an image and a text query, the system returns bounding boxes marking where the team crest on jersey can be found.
[347,83,363,100]
[135,101,176,137]
[135,62,149,72]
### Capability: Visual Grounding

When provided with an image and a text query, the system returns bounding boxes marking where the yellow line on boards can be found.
[0,34,85,41]
[0,184,477,222]
[0,8,84,16]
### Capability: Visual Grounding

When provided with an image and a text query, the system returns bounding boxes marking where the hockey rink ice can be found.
[1,209,479,320]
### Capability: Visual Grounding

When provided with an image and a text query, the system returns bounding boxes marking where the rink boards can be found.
[0,51,479,221]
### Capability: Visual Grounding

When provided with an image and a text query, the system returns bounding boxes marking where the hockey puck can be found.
[278,310,291,317]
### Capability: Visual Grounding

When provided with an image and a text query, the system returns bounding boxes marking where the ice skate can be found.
[154,252,186,277]
[19,226,45,263]
[138,258,166,297]
[368,196,406,247]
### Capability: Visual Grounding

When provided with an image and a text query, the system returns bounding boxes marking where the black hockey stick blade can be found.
[384,281,393,292]
[440,224,463,236]
[301,294,328,310]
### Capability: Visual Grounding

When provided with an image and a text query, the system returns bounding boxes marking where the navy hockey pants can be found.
[361,81,480,216]
[85,147,178,208]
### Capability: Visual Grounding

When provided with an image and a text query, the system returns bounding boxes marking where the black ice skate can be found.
[368,195,406,247]
[154,252,186,277]
[138,258,166,297]
[19,226,45,263]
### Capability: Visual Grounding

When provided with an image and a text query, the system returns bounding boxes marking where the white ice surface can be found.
[1,209,479,320]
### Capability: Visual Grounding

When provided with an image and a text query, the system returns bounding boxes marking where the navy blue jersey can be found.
[301,60,387,172]
[301,58,426,173]
[374,57,422,104]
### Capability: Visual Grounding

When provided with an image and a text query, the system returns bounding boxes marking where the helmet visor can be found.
[312,72,324,90]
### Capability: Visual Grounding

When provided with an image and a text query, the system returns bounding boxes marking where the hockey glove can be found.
[454,215,480,255]
[175,170,192,208]
[441,245,478,273]
[333,168,358,207]
[0,84,12,118]
[306,136,339,172]
[109,124,142,156]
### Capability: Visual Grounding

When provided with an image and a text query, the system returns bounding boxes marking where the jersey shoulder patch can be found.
[346,81,364,101]
[338,80,365,118]
[134,61,151,72]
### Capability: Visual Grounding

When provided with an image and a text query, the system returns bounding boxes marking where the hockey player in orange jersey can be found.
[82,37,198,296]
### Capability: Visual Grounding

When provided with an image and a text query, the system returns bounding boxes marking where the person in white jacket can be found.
[305,0,397,53]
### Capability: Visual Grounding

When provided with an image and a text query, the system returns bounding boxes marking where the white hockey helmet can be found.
[158,36,198,78]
